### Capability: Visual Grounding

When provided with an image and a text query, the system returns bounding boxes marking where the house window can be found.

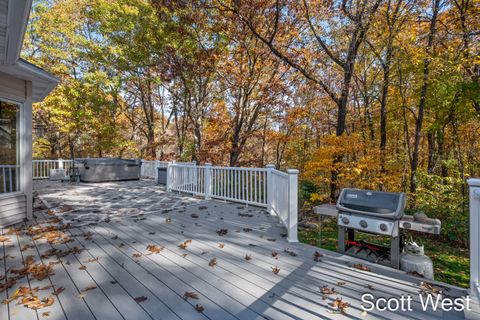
[0,100,20,194]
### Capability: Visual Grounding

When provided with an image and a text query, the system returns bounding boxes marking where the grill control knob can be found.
[379,223,388,232]
[360,220,368,228]
[341,217,350,225]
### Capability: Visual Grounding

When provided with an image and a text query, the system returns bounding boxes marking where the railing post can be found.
[204,163,212,200]
[468,179,480,310]
[154,160,160,182]
[266,164,275,215]
[58,159,63,169]
[287,169,299,243]
[166,163,172,192]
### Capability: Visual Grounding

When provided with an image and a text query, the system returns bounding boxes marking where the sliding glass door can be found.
[0,99,21,194]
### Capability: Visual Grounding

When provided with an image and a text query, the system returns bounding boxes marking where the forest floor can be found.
[298,217,470,288]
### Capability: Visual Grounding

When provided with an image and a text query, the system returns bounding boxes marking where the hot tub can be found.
[74,158,141,182]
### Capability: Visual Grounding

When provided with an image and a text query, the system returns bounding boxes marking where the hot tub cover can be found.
[75,158,141,166]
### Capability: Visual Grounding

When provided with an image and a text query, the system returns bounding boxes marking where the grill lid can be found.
[336,188,405,219]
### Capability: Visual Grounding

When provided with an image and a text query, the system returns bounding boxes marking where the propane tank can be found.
[400,242,434,279]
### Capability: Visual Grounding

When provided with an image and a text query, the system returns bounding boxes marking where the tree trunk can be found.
[410,0,440,197]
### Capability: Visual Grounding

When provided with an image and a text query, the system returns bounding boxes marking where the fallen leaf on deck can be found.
[209,258,217,267]
[216,229,228,236]
[337,281,346,287]
[183,291,199,300]
[238,213,253,217]
[41,311,50,317]
[271,251,278,258]
[267,238,276,242]
[53,287,65,295]
[271,266,280,274]
[407,270,424,278]
[360,310,368,317]
[218,243,225,248]
[84,257,99,263]
[191,214,199,218]
[132,253,142,258]
[242,228,252,232]
[320,285,336,296]
[420,281,442,295]
[314,251,323,262]
[82,285,97,292]
[283,249,298,257]
[21,244,34,252]
[179,240,192,249]
[79,265,87,270]
[353,264,370,272]
[0,236,11,243]
[165,217,172,223]
[330,297,349,314]
[134,296,148,303]
[2,297,14,304]
[195,304,205,312]
[367,284,374,291]
[244,254,252,261]
[147,245,163,254]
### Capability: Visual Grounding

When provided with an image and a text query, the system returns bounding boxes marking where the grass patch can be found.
[298,218,469,288]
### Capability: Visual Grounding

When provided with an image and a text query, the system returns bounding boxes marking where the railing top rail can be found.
[0,165,18,168]
[271,169,288,178]
[169,163,268,172]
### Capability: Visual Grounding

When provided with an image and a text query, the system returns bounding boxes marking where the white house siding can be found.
[0,70,32,227]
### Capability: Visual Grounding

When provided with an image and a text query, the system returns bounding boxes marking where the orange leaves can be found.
[10,257,55,281]
[147,244,163,254]
[330,298,350,314]
[179,239,192,249]
[2,286,55,310]
[353,263,370,272]
[0,235,12,243]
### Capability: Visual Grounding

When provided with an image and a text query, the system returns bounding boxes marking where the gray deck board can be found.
[107,202,437,320]
[0,229,9,320]
[2,179,465,320]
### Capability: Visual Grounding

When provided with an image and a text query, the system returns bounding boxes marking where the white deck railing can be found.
[468,179,480,306]
[167,163,298,242]
[0,165,19,193]
[141,160,196,179]
[33,159,73,179]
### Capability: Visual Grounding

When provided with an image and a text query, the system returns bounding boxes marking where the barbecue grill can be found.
[336,188,406,268]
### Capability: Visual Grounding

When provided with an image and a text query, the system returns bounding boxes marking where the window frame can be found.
[0,97,24,198]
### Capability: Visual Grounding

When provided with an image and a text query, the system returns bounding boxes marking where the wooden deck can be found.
[0,180,471,320]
